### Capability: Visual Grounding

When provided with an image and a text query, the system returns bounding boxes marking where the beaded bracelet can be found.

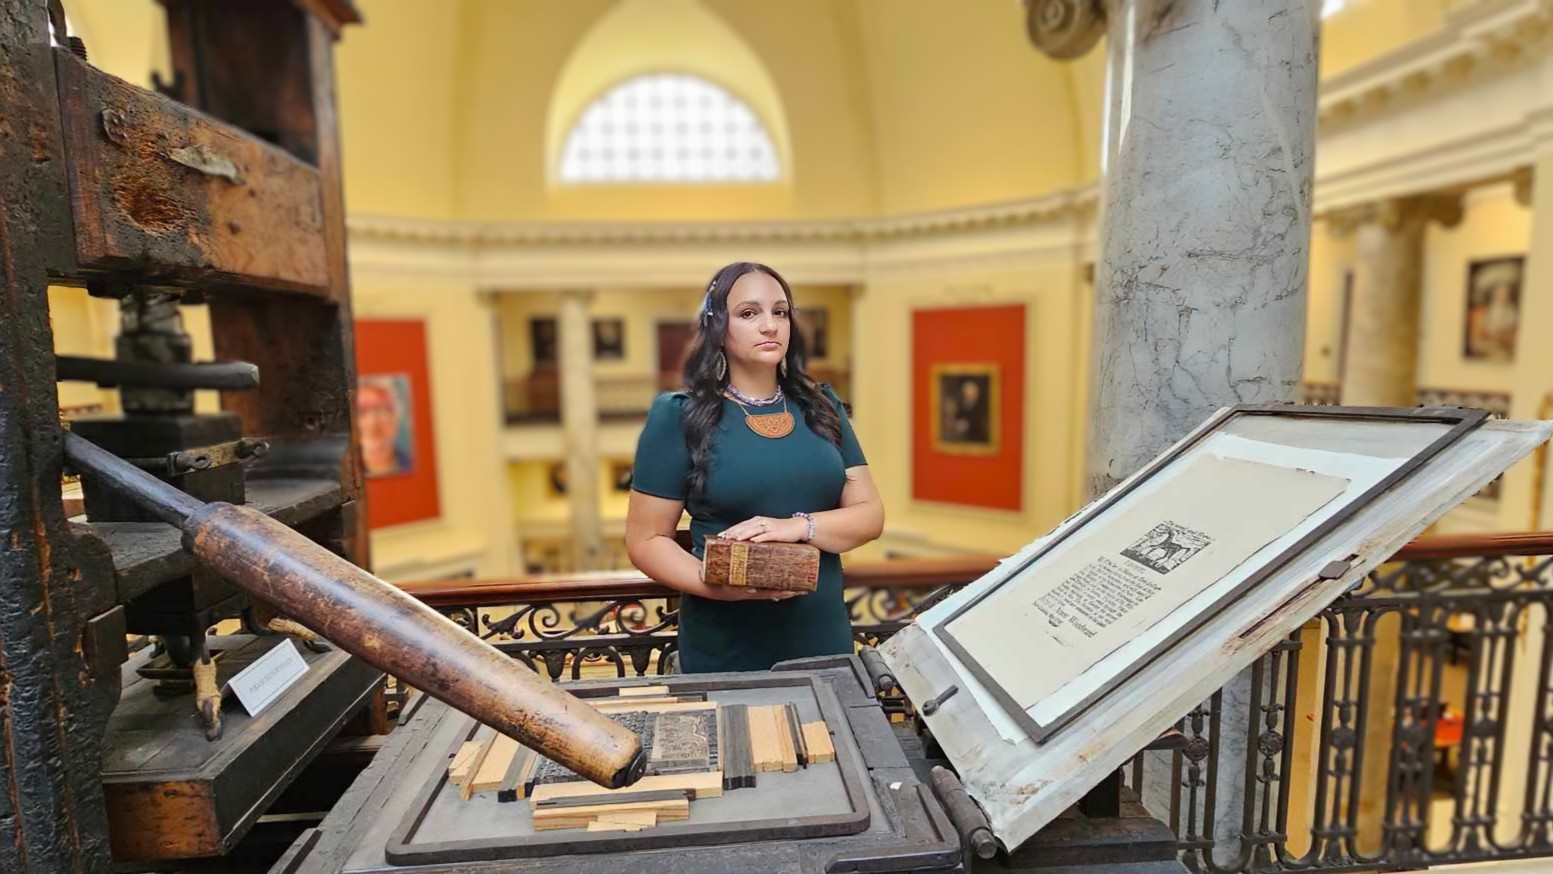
[791,511,815,542]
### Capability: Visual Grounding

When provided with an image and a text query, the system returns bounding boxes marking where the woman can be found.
[626,262,885,673]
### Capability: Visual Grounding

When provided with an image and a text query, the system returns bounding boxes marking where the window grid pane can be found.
[559,73,781,184]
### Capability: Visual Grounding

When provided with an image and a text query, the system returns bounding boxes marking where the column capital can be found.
[1514,166,1535,207]
[1024,0,1106,61]
[1326,194,1464,238]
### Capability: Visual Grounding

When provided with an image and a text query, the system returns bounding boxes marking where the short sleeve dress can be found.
[631,386,867,673]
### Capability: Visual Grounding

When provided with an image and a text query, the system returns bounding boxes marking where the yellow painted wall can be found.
[1320,0,1456,78]
[454,0,883,222]
[848,264,1092,560]
[49,287,119,414]
[853,0,1085,215]
[63,0,1091,224]
[1304,219,1356,386]
[1500,155,1553,534]
[64,0,168,88]
[336,0,465,219]
[1068,48,1108,184]
[508,459,633,526]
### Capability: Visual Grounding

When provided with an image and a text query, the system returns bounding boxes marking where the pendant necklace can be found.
[727,388,794,439]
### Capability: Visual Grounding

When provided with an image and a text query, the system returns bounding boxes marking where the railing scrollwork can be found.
[402,534,1553,873]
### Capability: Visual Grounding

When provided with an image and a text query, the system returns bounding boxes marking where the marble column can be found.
[557,290,604,571]
[1080,0,1318,494]
[1027,0,1319,860]
[1331,196,1463,408]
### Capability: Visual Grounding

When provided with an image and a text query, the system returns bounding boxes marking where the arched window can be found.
[558,73,782,184]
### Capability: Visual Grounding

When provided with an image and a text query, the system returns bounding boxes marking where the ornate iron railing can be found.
[398,557,990,681]
[1148,532,1553,873]
[400,535,1553,873]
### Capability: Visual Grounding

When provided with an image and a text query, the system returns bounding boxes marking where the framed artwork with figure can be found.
[531,317,558,366]
[931,364,1000,456]
[355,319,441,528]
[593,318,625,360]
[1464,256,1522,361]
[357,374,415,477]
[799,307,829,359]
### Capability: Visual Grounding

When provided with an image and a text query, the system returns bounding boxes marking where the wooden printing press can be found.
[8,2,1548,873]
[0,2,642,871]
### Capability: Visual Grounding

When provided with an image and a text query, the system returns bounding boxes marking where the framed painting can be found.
[1463,256,1522,362]
[593,318,625,360]
[357,373,415,477]
[355,319,441,528]
[930,364,1001,456]
[799,307,829,359]
[531,317,558,367]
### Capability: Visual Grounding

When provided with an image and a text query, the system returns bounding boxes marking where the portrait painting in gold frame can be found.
[930,363,1000,456]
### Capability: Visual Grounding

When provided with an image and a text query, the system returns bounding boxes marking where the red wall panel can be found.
[355,319,441,529]
[912,305,1025,511]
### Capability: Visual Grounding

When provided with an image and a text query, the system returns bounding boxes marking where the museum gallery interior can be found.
[7,0,1553,872]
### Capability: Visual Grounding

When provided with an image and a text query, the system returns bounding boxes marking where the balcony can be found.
[503,368,853,425]
[503,372,663,424]
[398,533,1553,873]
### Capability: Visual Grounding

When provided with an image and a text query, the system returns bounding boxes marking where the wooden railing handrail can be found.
[396,557,1007,609]
[1390,530,1553,561]
[400,532,1553,610]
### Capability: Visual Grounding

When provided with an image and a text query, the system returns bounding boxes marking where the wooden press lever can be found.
[64,431,645,790]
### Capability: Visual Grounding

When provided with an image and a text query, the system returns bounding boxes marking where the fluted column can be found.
[1330,196,1463,407]
[557,290,604,571]
[1027,0,1320,855]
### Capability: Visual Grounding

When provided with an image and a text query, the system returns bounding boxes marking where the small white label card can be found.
[229,639,310,717]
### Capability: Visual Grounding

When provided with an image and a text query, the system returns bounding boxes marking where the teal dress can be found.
[631,386,867,673]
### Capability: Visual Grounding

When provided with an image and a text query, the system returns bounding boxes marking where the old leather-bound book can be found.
[702,537,819,592]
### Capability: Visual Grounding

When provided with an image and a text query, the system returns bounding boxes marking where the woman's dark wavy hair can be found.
[681,262,842,500]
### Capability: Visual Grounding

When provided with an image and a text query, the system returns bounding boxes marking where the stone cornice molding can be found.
[347,186,1099,248]
[1319,0,1553,131]
[1325,193,1466,237]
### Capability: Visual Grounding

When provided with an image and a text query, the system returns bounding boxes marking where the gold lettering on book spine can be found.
[730,543,749,586]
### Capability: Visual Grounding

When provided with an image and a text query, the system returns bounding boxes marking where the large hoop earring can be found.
[716,352,727,382]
